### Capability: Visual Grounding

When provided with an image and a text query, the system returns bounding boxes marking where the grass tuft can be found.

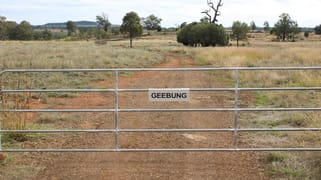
[265,153,286,163]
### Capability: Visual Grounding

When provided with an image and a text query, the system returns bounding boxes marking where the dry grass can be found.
[0,37,183,144]
[0,34,321,178]
[0,39,174,146]
[0,40,168,69]
[191,42,321,67]
[186,35,321,178]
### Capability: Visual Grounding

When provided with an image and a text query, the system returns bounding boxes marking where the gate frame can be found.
[1,67,321,152]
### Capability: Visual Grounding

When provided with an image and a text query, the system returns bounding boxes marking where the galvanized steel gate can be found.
[1,67,321,152]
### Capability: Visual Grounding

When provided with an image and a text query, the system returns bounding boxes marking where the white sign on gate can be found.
[148,88,190,102]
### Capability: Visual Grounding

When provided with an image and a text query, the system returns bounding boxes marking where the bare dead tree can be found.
[201,0,223,24]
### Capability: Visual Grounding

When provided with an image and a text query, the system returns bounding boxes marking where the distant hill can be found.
[39,21,121,29]
[42,21,98,28]
[300,27,315,32]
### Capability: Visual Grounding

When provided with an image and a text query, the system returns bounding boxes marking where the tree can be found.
[142,14,162,33]
[315,24,321,35]
[0,16,5,21]
[0,16,8,40]
[6,21,18,40]
[41,29,53,40]
[10,21,33,40]
[0,17,36,40]
[273,13,299,41]
[200,16,210,23]
[202,0,223,24]
[96,13,111,32]
[33,30,53,41]
[95,15,111,40]
[120,11,143,48]
[250,21,256,31]
[263,21,270,32]
[232,21,249,47]
[177,22,229,47]
[95,28,110,40]
[66,21,77,36]
[112,27,120,35]
[180,22,187,29]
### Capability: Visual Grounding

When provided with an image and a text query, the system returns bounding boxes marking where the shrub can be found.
[33,30,53,40]
[315,24,321,35]
[95,29,111,39]
[177,22,229,47]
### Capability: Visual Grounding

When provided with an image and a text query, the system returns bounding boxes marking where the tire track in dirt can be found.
[8,54,267,179]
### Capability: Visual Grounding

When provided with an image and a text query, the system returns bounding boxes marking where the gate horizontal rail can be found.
[2,108,321,113]
[2,148,321,153]
[1,127,321,133]
[1,67,321,152]
[2,87,321,93]
[1,66,321,74]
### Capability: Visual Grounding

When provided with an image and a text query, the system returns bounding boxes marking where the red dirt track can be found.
[1,56,268,179]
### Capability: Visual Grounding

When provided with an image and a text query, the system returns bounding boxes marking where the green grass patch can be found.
[36,113,82,124]
[194,56,212,66]
[255,92,271,106]
[264,152,310,178]
[1,122,54,148]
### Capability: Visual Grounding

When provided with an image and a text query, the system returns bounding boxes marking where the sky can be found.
[0,0,320,27]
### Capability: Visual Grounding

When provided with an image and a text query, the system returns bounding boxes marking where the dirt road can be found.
[2,55,268,179]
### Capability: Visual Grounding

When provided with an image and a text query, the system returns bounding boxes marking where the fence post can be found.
[233,69,239,148]
[114,70,119,151]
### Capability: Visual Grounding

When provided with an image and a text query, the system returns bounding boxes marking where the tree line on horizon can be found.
[177,0,321,47]
[0,12,162,44]
[1,0,321,47]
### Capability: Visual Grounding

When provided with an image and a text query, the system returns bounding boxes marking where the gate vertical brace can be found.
[114,71,119,151]
[0,75,2,151]
[0,106,2,151]
[233,69,239,148]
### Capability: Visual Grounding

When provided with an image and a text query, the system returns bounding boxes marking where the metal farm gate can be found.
[1,67,321,152]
